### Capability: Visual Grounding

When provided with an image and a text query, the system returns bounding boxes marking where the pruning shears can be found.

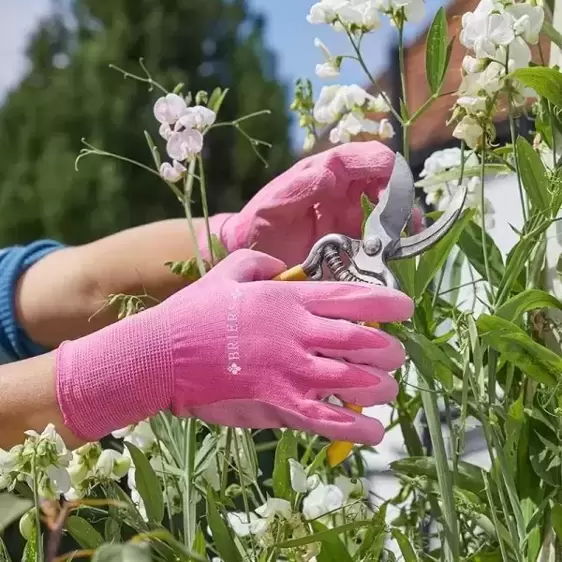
[274,152,467,467]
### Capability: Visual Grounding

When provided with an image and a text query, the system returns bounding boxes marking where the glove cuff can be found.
[55,305,174,442]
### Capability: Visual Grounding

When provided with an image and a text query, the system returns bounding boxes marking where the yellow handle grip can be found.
[272,267,382,468]
[327,320,381,468]
[273,265,309,282]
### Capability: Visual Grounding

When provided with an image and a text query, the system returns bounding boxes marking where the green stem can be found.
[196,156,214,264]
[220,429,233,501]
[345,28,402,124]
[210,109,272,129]
[398,17,410,161]
[182,419,197,548]
[506,82,528,223]
[479,150,496,304]
[407,94,438,126]
[31,453,43,561]
[419,376,460,562]
[183,159,206,277]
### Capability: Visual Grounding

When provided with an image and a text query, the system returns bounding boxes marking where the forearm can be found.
[16,217,224,349]
[0,351,83,450]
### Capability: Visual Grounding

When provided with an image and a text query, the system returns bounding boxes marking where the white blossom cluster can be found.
[313,84,394,146]
[153,93,216,183]
[452,0,544,148]
[420,148,496,228]
[307,0,424,34]
[0,425,72,500]
[0,424,131,506]
[303,0,404,148]
[226,457,371,553]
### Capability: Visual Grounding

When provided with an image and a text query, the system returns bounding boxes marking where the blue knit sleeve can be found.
[0,241,66,361]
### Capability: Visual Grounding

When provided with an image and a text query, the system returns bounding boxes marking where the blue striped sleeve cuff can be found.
[0,240,66,360]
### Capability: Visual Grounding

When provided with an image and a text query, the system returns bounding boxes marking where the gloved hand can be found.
[206,141,398,266]
[56,250,413,444]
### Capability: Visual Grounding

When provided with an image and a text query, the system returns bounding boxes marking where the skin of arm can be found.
[0,352,83,450]
[14,218,209,350]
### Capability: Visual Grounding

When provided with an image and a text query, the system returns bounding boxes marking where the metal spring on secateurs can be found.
[323,244,362,283]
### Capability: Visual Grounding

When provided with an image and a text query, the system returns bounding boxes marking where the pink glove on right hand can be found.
[56,250,413,445]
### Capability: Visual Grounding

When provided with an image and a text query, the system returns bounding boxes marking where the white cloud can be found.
[0,0,52,98]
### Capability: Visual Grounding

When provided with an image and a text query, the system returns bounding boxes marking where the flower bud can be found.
[19,509,36,541]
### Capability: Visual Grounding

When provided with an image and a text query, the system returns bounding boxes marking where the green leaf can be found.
[143,130,161,169]
[415,209,474,299]
[66,516,104,550]
[312,521,353,562]
[390,257,416,298]
[477,314,562,386]
[390,326,457,389]
[210,234,229,263]
[504,394,525,468]
[193,525,207,557]
[0,537,11,562]
[208,88,230,115]
[511,66,562,108]
[276,520,372,548]
[425,7,448,94]
[360,192,376,235]
[92,544,152,562]
[206,487,241,562]
[124,442,165,524]
[516,136,550,212]
[272,430,298,501]
[21,522,37,562]
[165,258,210,281]
[457,220,505,287]
[306,445,328,474]
[391,457,493,502]
[357,504,387,560]
[551,503,562,542]
[0,493,33,532]
[391,528,420,562]
[496,289,562,323]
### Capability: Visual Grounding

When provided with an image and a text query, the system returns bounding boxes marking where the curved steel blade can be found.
[390,183,468,259]
[362,152,415,243]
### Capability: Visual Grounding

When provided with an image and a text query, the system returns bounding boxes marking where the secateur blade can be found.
[351,152,468,288]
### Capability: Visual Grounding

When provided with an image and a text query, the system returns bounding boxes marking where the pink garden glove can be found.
[204,141,423,266]
[56,250,413,445]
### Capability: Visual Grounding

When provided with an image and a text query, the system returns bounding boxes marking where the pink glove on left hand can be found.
[205,141,398,266]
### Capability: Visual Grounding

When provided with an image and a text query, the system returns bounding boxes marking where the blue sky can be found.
[0,0,447,146]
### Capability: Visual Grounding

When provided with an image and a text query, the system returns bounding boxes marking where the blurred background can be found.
[0,0,446,247]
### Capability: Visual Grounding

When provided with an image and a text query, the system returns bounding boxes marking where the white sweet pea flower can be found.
[302,483,345,520]
[153,93,188,125]
[314,38,341,78]
[307,0,342,25]
[158,123,173,141]
[367,93,390,113]
[289,459,319,493]
[166,129,204,161]
[453,115,484,149]
[334,475,370,499]
[378,118,395,139]
[456,95,488,113]
[159,160,187,183]
[507,3,544,43]
[462,55,486,74]
[227,512,268,537]
[177,106,217,130]
[255,498,292,520]
[95,450,130,480]
[505,37,532,69]
[314,85,343,123]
